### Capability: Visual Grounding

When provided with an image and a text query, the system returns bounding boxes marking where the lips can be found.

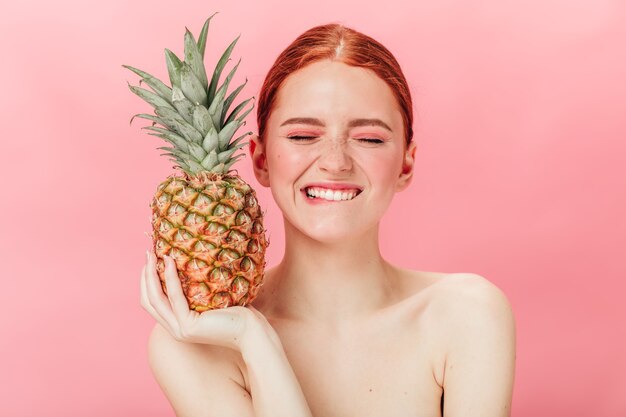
[300,182,364,192]
[300,188,361,204]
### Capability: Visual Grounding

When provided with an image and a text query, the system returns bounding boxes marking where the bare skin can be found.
[147,265,514,417]
[243,265,450,417]
[144,59,516,416]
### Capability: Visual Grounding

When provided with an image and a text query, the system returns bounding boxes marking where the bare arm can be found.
[439,274,517,417]
[142,251,313,417]
[240,307,314,417]
[147,318,313,417]
[148,323,254,417]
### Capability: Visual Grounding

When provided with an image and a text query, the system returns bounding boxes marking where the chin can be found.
[298,221,377,244]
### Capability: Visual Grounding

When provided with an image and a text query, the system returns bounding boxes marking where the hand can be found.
[140,249,258,351]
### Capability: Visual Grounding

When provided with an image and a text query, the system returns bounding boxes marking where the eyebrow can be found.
[280,117,393,132]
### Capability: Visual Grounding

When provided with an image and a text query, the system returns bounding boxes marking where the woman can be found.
[140,23,516,417]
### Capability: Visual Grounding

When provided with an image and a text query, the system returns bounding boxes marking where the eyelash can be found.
[287,135,384,144]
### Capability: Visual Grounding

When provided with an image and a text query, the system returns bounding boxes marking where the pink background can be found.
[1,0,624,415]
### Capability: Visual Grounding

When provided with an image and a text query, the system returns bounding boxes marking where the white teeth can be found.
[305,187,359,201]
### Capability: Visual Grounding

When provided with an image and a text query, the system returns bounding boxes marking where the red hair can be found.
[256,23,414,148]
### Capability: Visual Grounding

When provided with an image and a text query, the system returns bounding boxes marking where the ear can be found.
[395,141,417,192]
[248,133,270,187]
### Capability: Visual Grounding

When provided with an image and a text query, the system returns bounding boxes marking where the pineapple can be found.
[123,13,268,311]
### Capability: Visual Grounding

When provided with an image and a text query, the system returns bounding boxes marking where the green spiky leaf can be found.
[209,162,227,173]
[183,155,205,172]
[197,12,218,59]
[127,82,175,111]
[207,34,240,104]
[202,126,219,152]
[130,113,160,126]
[122,65,173,104]
[171,85,195,124]
[143,127,190,152]
[177,161,191,172]
[154,106,203,143]
[208,83,228,128]
[180,62,208,105]
[207,57,240,126]
[187,141,207,161]
[201,149,219,168]
[165,48,183,89]
[221,78,249,125]
[228,131,253,149]
[183,28,208,90]
[234,101,254,124]
[125,15,254,176]
[157,146,188,159]
[216,58,241,101]
[218,119,243,149]
[217,141,248,163]
[192,105,214,137]
[223,153,245,171]
[156,148,191,172]
[225,97,254,125]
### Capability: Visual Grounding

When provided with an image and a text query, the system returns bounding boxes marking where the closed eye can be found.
[286,135,316,141]
[287,136,384,144]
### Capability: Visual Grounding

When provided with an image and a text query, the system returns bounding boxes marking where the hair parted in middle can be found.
[255,23,414,149]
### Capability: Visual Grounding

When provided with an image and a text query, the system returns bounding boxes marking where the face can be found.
[249,59,416,242]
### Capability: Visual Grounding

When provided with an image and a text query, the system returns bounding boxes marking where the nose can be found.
[317,138,353,173]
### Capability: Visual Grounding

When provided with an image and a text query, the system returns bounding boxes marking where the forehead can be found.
[272,60,400,121]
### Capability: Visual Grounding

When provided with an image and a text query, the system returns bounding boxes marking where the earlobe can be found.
[396,141,417,192]
[249,134,270,187]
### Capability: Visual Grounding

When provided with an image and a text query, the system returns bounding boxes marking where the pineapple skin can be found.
[151,171,268,311]
[124,14,269,311]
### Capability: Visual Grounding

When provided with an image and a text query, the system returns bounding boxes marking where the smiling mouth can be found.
[301,187,363,202]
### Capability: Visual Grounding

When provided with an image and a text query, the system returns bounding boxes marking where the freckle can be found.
[369,388,373,392]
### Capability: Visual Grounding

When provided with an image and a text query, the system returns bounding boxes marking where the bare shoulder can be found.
[147,323,254,417]
[386,267,514,332]
[431,272,515,322]
[424,272,516,339]
[428,273,517,416]
[409,271,516,360]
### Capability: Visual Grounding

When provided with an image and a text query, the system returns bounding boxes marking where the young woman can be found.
[140,23,516,417]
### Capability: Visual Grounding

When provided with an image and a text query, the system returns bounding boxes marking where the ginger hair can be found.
[256,23,414,148]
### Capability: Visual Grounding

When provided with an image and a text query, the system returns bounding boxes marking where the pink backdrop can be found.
[1,0,624,415]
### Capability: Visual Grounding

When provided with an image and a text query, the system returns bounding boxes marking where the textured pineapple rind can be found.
[125,16,268,310]
[150,171,268,311]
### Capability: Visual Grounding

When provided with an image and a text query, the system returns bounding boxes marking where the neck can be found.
[259,218,401,328]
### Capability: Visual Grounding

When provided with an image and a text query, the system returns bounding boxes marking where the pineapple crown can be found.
[123,12,255,176]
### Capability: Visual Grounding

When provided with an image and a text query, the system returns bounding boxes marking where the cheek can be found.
[365,151,401,178]
[267,150,306,190]
[363,152,404,201]
[269,148,309,173]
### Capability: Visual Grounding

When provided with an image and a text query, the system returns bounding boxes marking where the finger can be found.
[140,263,173,333]
[141,263,160,318]
[145,250,179,331]
[247,305,260,317]
[140,265,150,309]
[247,305,265,321]
[163,255,194,320]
